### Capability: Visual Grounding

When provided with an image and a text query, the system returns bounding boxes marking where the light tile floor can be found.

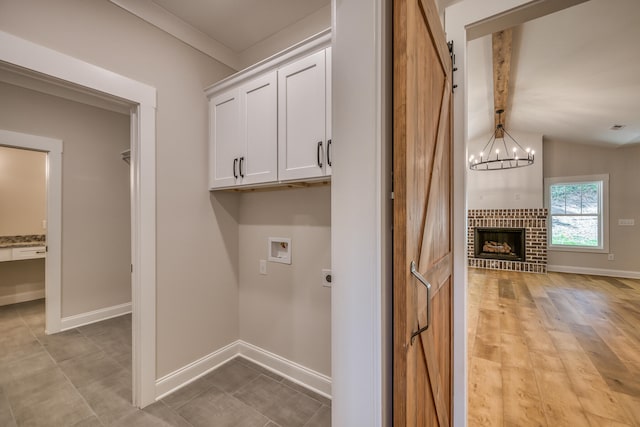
[0,299,331,427]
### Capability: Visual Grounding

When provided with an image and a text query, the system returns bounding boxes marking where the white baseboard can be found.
[237,340,332,399]
[154,339,332,402]
[155,340,240,399]
[0,289,44,307]
[548,265,640,279]
[60,302,132,330]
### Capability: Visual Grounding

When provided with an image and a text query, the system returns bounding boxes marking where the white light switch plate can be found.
[259,260,267,275]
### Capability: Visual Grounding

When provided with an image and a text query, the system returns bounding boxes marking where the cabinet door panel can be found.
[242,71,277,185]
[278,50,326,181]
[210,89,241,188]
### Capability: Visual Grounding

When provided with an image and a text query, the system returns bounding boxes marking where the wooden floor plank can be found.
[469,356,504,427]
[468,269,640,426]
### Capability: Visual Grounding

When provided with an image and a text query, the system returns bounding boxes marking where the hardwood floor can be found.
[468,268,640,426]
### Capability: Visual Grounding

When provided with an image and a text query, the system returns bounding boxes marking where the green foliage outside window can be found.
[549,182,600,247]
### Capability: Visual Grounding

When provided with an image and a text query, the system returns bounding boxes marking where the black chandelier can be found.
[469,109,534,171]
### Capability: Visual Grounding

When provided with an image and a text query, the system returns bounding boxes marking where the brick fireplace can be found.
[467,208,548,273]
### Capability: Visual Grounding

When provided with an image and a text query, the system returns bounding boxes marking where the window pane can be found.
[551,215,599,247]
[581,183,599,214]
[550,185,566,215]
[564,184,582,215]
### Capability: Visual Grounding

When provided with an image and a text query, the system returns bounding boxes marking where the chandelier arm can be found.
[479,130,498,158]
[501,128,528,152]
[501,136,509,157]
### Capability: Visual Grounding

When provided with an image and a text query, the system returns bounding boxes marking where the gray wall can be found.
[544,139,640,273]
[0,82,131,315]
[238,186,331,376]
[0,0,238,377]
[0,260,44,301]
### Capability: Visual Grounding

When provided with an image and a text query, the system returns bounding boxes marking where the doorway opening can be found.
[0,30,157,407]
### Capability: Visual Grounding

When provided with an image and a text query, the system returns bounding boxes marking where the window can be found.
[544,174,609,252]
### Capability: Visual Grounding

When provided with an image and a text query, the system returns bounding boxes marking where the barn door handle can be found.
[410,260,432,344]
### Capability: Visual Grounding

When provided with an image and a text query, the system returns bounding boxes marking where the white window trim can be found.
[544,174,609,253]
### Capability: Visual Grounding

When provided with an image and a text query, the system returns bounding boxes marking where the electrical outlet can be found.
[322,269,332,287]
[608,254,615,261]
[618,219,635,226]
[259,260,267,275]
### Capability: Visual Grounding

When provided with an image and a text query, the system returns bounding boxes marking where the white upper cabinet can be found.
[240,71,278,186]
[206,30,331,190]
[209,89,241,188]
[209,72,277,189]
[278,49,328,182]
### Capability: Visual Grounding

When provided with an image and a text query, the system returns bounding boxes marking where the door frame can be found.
[0,30,157,408]
[0,130,62,331]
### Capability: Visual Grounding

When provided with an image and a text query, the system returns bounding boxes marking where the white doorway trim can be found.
[0,30,157,407]
[0,129,62,333]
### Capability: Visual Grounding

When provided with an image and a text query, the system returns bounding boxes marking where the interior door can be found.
[393,0,453,425]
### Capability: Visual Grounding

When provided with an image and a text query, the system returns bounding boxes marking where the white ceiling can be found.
[151,0,329,52]
[467,0,640,147]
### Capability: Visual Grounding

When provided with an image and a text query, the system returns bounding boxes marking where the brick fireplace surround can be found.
[468,208,548,273]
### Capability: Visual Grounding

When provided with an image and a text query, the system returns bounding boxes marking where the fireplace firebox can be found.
[474,228,526,262]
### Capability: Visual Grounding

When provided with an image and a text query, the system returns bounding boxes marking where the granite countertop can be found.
[0,235,46,249]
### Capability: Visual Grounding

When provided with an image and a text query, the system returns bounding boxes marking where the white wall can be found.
[332,0,392,424]
[0,0,238,378]
[467,131,543,209]
[0,146,46,236]
[544,140,640,275]
[238,186,331,376]
[238,5,331,69]
[0,82,131,316]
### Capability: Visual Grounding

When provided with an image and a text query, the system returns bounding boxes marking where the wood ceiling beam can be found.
[492,28,513,138]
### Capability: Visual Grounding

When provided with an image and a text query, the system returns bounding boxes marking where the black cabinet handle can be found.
[239,157,245,178]
[233,158,238,179]
[317,141,323,168]
[327,139,332,167]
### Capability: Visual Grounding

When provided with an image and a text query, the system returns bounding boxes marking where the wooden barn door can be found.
[393,0,454,425]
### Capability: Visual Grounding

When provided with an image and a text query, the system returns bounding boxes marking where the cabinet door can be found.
[241,71,278,185]
[278,50,326,181]
[325,47,332,176]
[209,88,241,189]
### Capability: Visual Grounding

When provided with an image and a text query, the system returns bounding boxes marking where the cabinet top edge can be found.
[204,28,331,97]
